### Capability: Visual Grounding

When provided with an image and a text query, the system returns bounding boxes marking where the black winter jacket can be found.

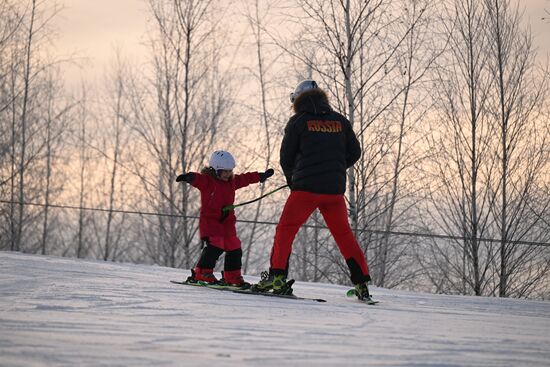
[280,89,361,194]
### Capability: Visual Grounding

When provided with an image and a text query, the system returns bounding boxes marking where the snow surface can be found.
[1,252,550,367]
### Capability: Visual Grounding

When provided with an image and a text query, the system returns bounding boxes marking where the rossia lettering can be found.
[307,120,342,133]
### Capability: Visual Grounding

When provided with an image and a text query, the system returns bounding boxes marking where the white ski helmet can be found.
[209,150,236,171]
[290,79,318,103]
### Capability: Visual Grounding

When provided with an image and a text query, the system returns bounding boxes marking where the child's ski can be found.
[170,280,248,291]
[346,289,379,305]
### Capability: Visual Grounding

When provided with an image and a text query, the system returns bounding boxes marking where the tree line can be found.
[1,0,549,299]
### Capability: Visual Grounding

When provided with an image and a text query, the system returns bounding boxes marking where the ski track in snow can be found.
[1,252,549,367]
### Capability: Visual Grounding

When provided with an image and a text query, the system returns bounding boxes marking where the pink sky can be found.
[54,0,550,83]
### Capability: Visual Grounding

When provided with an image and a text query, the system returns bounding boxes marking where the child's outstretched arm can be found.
[175,172,212,191]
[234,169,274,190]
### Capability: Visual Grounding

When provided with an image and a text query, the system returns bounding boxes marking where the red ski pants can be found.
[270,191,369,277]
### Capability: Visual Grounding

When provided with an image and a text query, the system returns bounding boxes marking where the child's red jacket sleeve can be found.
[234,172,261,190]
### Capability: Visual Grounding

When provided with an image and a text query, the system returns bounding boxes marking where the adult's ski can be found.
[234,280,326,302]
[232,288,326,303]
[170,279,326,302]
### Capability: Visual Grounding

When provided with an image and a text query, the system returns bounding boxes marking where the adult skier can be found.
[253,80,372,300]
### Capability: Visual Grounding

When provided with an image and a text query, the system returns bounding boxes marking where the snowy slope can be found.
[1,252,549,367]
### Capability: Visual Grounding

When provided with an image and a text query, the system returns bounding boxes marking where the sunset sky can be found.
[53,0,550,85]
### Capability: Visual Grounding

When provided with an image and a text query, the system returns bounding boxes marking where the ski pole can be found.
[220,184,289,221]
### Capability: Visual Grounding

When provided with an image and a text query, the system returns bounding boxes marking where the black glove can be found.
[259,168,274,183]
[176,172,195,183]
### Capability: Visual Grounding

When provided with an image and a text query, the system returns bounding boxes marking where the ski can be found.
[232,288,326,303]
[170,279,326,302]
[346,289,379,305]
[235,280,326,302]
[170,280,249,291]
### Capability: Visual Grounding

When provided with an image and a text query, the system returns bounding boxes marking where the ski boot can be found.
[219,270,251,289]
[188,267,218,284]
[354,281,373,301]
[251,271,293,295]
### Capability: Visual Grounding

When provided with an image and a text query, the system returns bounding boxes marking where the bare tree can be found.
[15,0,38,252]
[274,0,436,286]
[0,1,24,250]
[125,0,234,268]
[96,50,131,262]
[74,85,90,259]
[423,0,497,295]
[373,0,441,288]
[39,68,72,255]
[0,0,63,253]
[484,0,550,297]
[240,0,282,273]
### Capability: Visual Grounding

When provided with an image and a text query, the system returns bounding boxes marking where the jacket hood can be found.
[293,89,332,115]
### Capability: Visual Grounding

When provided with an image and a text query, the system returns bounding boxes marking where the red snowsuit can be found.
[189,171,260,250]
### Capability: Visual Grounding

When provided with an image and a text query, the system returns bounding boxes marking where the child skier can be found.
[176,150,274,287]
